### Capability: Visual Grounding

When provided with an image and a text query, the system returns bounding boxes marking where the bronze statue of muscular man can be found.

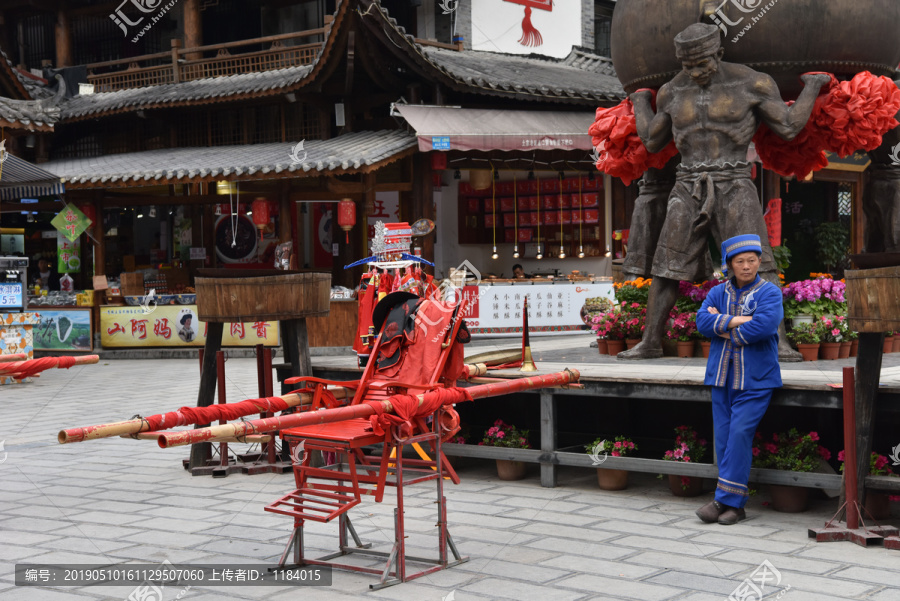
[618,23,831,360]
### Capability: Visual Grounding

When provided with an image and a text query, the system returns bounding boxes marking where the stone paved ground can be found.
[2,350,899,601]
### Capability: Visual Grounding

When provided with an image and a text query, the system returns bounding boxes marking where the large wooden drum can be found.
[195,269,331,323]
[845,266,900,333]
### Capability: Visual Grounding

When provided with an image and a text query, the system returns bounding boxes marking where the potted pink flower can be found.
[662,426,708,496]
[480,419,531,481]
[666,311,697,357]
[816,317,843,360]
[585,436,638,490]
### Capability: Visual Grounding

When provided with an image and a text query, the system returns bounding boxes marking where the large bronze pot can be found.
[611,0,900,98]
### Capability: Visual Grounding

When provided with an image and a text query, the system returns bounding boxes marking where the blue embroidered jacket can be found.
[696,275,783,390]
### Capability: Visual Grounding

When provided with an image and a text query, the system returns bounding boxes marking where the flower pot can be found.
[668,474,704,497]
[850,339,859,357]
[607,339,626,355]
[625,338,641,349]
[597,468,629,491]
[597,339,608,355]
[661,338,678,357]
[796,343,820,362]
[792,314,815,327]
[495,459,526,481]
[819,342,841,360]
[769,484,809,512]
[839,340,851,359]
[864,492,892,520]
[894,336,900,353]
[676,340,694,358]
[700,341,712,358]
[883,336,894,354]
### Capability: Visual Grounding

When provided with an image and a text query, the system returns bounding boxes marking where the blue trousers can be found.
[712,364,773,508]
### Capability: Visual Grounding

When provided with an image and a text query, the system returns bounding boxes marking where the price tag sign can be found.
[190,247,207,260]
[0,283,23,308]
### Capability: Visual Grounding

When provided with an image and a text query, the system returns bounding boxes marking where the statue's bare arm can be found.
[630,87,674,154]
[756,72,832,141]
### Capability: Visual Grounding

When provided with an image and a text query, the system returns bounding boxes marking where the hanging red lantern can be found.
[337,198,356,243]
[78,204,96,226]
[251,197,271,241]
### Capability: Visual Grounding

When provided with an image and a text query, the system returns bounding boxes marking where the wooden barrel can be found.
[195,271,331,323]
[845,267,900,333]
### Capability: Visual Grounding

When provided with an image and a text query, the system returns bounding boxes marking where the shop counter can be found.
[100,304,279,348]
[1,312,37,384]
[460,279,615,336]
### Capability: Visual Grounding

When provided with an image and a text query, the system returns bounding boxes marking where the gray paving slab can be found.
[3,354,900,600]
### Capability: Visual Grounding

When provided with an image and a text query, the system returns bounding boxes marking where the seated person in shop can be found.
[512,264,530,279]
[31,258,60,291]
[695,234,783,526]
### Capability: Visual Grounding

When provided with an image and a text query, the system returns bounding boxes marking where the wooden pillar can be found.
[183,0,203,61]
[189,322,224,468]
[410,154,435,267]
[853,332,884,508]
[93,196,105,276]
[55,9,73,68]
[279,180,291,243]
[540,390,557,488]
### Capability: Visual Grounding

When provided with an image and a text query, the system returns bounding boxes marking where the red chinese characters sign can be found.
[101,306,279,348]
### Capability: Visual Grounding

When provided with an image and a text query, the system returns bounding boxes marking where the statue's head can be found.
[675,23,724,87]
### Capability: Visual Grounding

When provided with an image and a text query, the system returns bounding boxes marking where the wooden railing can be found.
[86,27,330,93]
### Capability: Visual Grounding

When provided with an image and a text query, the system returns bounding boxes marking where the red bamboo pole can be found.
[0,355,99,376]
[158,369,579,449]
[58,387,351,444]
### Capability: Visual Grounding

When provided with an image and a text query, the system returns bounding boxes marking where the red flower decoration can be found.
[589,96,678,186]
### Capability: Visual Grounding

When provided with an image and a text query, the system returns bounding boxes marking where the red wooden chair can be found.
[265,295,469,589]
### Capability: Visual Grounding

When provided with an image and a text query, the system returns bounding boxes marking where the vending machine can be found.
[0,256,29,313]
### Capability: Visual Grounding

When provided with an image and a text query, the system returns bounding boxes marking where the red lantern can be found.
[251,197,271,241]
[78,204,96,226]
[338,198,356,243]
[431,152,447,171]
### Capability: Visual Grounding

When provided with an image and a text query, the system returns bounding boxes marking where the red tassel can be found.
[518,7,543,47]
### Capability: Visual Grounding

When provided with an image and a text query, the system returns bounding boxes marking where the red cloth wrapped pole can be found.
[157,369,580,449]
[0,355,94,379]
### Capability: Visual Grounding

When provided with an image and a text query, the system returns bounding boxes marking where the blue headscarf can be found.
[721,234,762,277]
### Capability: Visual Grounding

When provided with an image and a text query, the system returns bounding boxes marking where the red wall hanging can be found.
[504,0,552,48]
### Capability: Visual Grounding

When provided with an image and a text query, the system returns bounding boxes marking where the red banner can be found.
[764,198,782,248]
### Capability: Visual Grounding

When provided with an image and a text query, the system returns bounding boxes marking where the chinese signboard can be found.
[50,204,91,242]
[458,281,614,336]
[100,305,279,348]
[0,284,23,309]
[57,232,81,273]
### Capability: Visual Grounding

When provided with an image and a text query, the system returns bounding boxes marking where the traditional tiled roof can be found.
[0,75,65,131]
[362,0,625,104]
[40,130,417,188]
[59,65,314,120]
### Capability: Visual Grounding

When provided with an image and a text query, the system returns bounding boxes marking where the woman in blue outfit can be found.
[695,234,783,525]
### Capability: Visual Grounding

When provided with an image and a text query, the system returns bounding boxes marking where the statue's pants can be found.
[712,362,773,509]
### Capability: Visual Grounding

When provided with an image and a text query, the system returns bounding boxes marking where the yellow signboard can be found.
[101,305,279,348]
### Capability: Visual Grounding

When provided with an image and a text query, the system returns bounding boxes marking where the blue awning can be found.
[0,153,65,200]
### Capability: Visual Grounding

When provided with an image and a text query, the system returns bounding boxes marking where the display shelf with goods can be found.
[458,175,605,256]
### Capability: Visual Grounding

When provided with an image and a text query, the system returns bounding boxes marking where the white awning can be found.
[394,105,595,153]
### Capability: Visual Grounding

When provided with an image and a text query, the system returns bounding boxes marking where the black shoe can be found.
[696,500,726,523]
[718,507,747,525]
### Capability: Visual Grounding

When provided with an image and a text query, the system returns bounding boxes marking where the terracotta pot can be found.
[700,341,712,358]
[819,342,841,360]
[495,459,526,481]
[894,336,900,353]
[676,340,694,358]
[597,339,608,355]
[607,339,626,355]
[884,336,894,354]
[769,484,809,512]
[850,339,859,357]
[839,341,851,359]
[597,468,629,491]
[796,343,820,362]
[864,492,892,520]
[625,338,641,349]
[661,338,678,357]
[668,474,704,497]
